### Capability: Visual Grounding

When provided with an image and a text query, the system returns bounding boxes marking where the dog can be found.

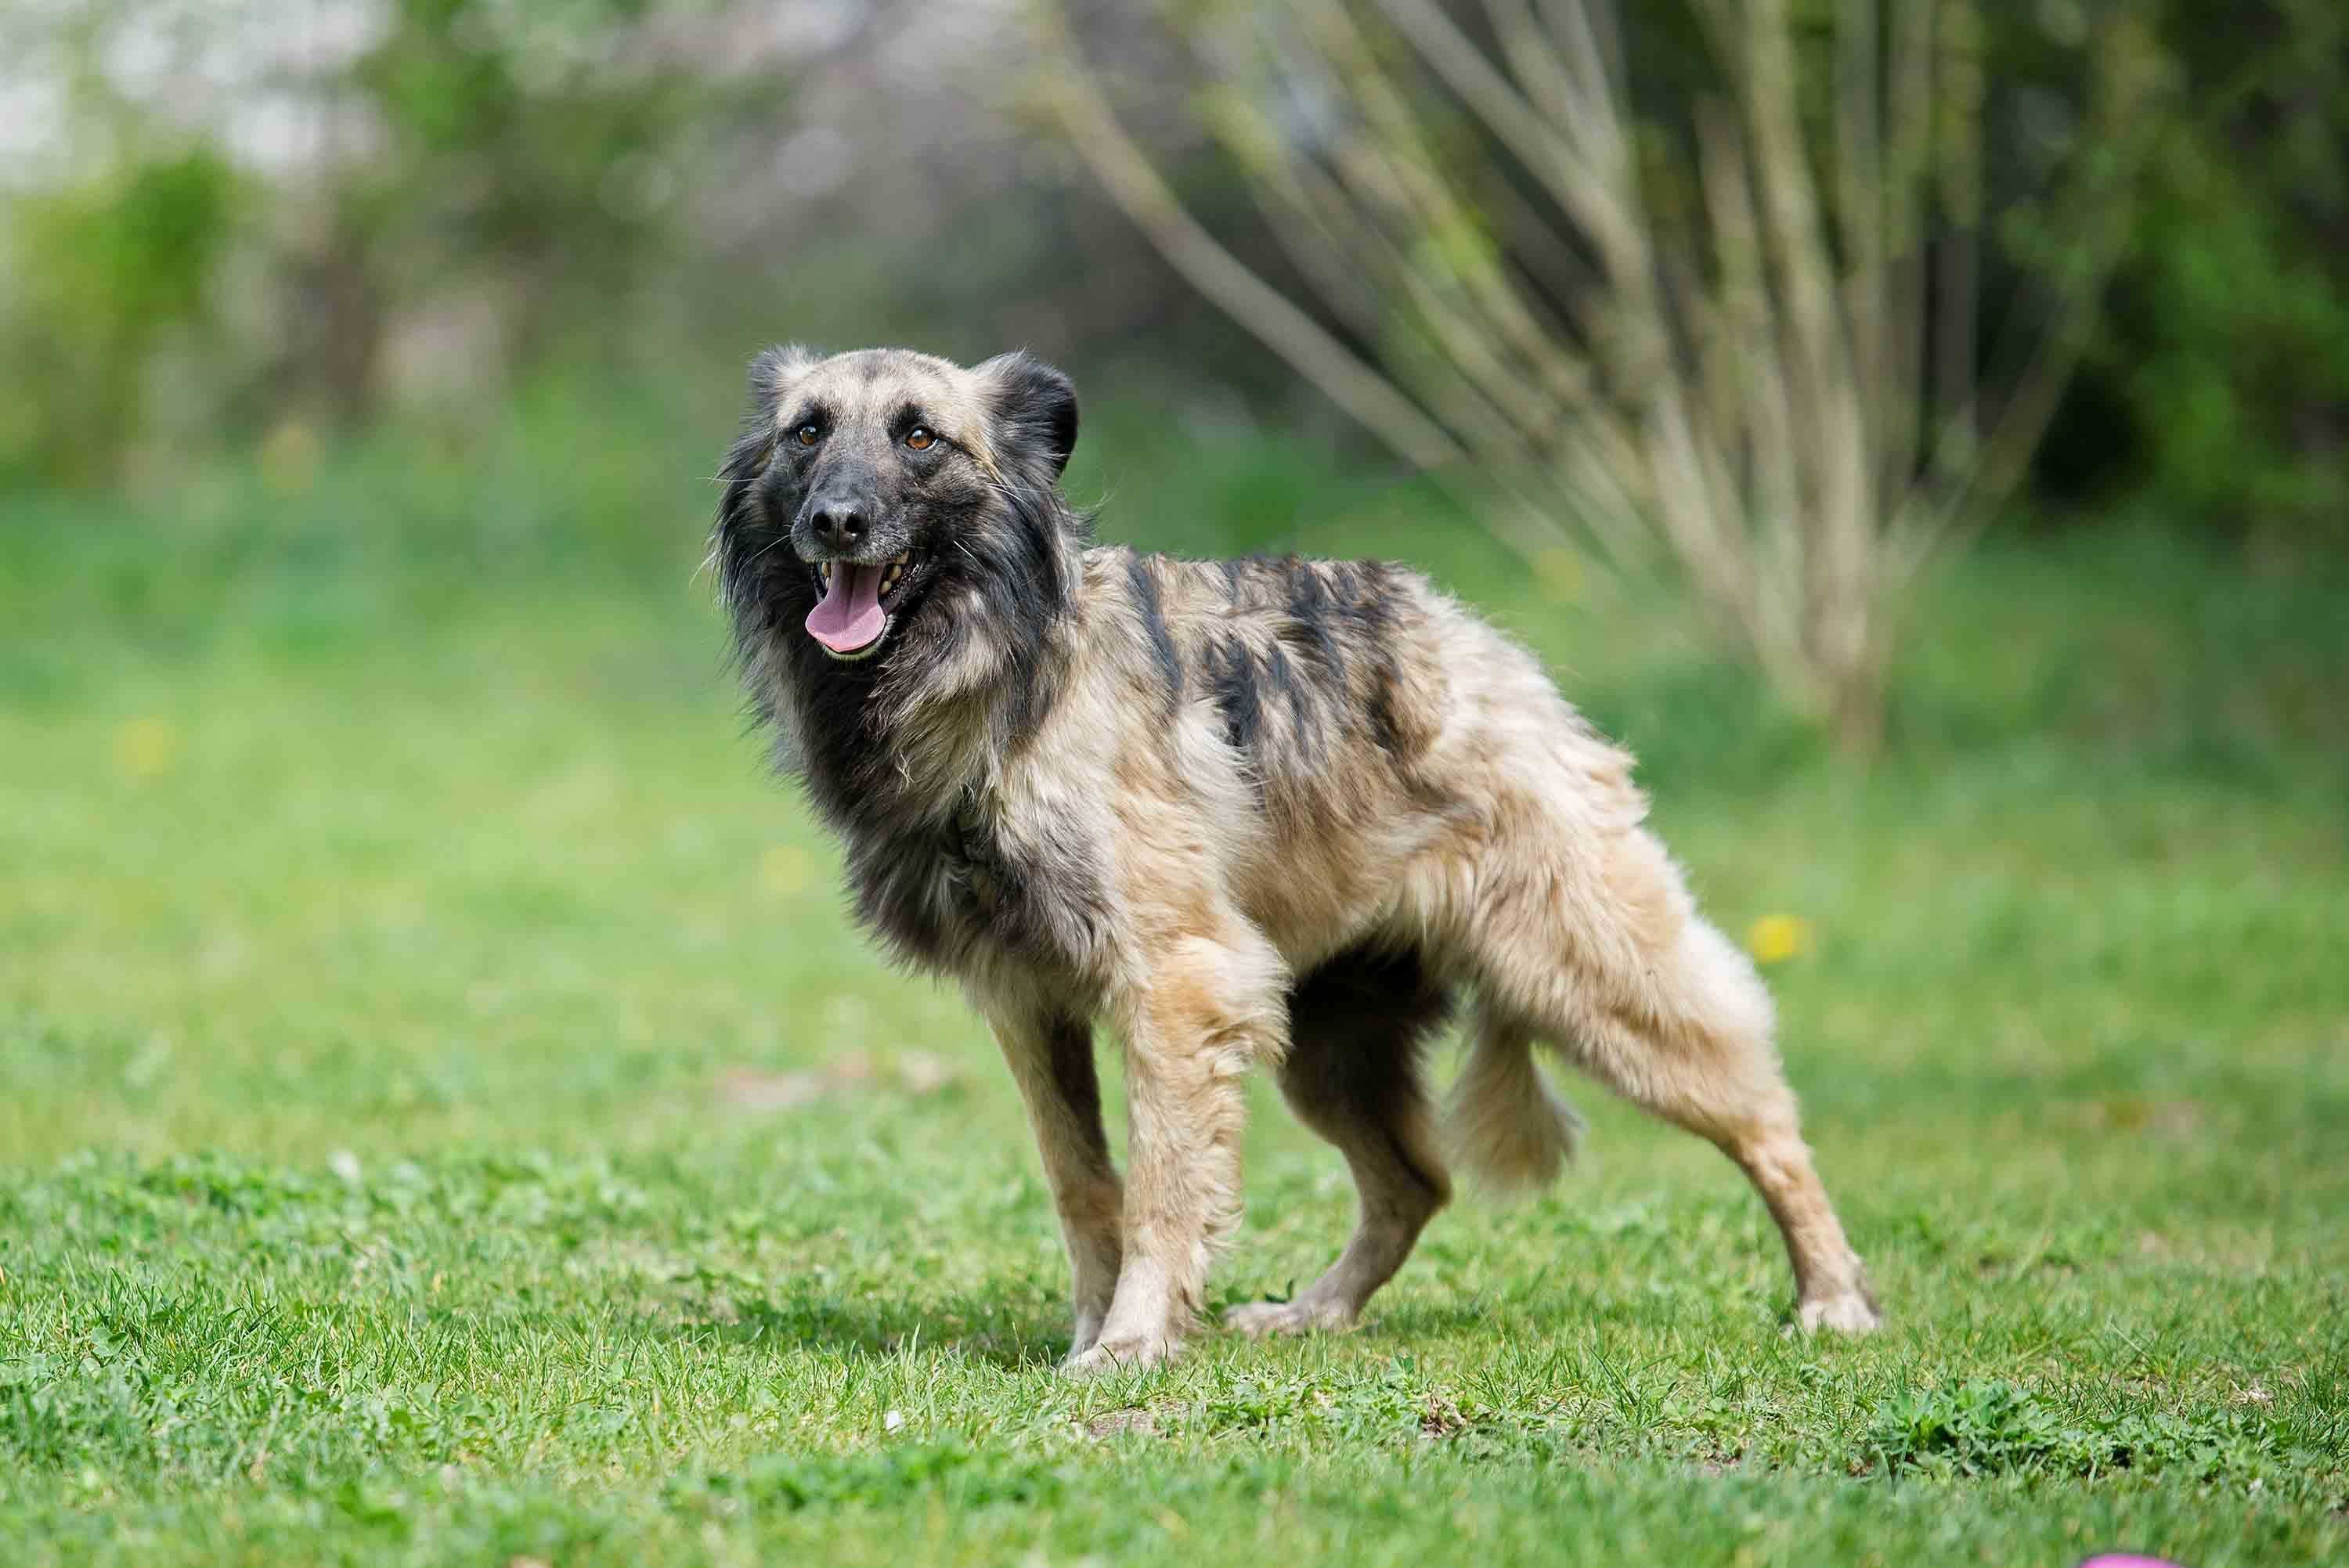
[711,345,1881,1372]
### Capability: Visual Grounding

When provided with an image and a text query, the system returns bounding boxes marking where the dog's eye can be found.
[904,427,936,451]
[794,422,821,447]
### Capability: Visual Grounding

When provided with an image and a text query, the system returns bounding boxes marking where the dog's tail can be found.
[1442,1014,1585,1195]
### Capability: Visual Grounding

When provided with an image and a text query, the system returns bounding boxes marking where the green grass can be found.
[4,412,2347,1566]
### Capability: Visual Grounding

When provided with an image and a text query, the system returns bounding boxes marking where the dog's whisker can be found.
[739,533,796,572]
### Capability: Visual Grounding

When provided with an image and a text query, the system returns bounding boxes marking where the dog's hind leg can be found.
[1471,824,1881,1334]
[981,1000,1124,1358]
[1225,944,1453,1338]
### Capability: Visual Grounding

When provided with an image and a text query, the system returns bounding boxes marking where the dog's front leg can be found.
[1066,933,1284,1375]
[983,1004,1123,1358]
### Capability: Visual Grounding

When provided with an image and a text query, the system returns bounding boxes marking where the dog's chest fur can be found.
[828,764,1113,985]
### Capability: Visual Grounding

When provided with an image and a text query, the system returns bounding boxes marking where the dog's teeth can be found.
[893,552,909,565]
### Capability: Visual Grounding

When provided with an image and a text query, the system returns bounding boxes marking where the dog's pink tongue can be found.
[806,563,886,653]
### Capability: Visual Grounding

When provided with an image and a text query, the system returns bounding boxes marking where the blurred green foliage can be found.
[2084,0,2349,546]
[0,0,2343,557]
[0,0,712,483]
[303,0,707,413]
[1,150,240,485]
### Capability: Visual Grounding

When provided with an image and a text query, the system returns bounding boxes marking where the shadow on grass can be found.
[638,1289,1072,1372]
[630,1272,1725,1372]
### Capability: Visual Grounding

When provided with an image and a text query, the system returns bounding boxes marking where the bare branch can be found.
[1877,0,1934,508]
[1037,0,2150,748]
[1931,0,1983,489]
[1835,0,1883,463]
[1368,0,1644,279]
[1032,5,1463,470]
[1695,96,1801,605]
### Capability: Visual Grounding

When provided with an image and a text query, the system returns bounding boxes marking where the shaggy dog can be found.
[711,345,1881,1372]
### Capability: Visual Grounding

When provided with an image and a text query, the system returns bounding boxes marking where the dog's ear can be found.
[976,351,1079,480]
[723,344,821,495]
[749,344,821,412]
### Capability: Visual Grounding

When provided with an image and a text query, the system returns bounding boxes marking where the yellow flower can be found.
[1745,913,1814,965]
[113,717,181,780]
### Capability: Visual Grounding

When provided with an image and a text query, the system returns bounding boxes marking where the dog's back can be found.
[1034,545,1646,978]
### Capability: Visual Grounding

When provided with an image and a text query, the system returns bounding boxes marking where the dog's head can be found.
[714,345,1081,668]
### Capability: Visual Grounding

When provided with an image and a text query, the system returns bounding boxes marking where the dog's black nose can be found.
[811,500,868,552]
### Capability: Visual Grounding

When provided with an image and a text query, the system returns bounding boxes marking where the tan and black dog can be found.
[710,345,1880,1372]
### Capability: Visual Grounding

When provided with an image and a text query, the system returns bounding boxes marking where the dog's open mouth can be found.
[806,552,915,660]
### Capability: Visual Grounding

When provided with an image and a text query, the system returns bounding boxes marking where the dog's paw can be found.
[1061,1335,1176,1376]
[1795,1289,1883,1336]
[1221,1299,1355,1338]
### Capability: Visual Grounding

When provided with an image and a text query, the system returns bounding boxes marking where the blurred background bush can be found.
[1,0,2343,736]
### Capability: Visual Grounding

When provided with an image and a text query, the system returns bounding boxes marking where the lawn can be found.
[3,415,2345,1566]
